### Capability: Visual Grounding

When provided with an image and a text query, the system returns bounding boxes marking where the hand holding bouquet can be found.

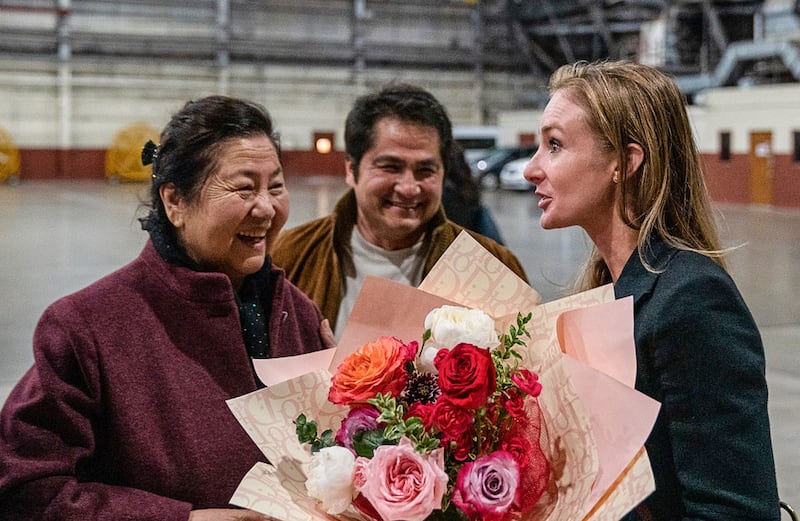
[297,306,549,521]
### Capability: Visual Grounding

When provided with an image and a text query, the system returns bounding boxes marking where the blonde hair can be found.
[548,60,726,290]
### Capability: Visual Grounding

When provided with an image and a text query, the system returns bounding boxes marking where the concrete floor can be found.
[1,177,798,511]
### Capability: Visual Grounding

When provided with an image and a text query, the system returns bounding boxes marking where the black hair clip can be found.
[141,140,159,177]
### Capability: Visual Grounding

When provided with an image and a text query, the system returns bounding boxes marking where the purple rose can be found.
[335,406,381,450]
[452,450,520,521]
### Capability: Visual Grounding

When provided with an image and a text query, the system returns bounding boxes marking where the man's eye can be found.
[379,164,401,173]
[548,139,561,152]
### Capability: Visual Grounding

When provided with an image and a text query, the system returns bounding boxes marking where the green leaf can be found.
[317,429,336,449]
[294,414,318,444]
[352,429,387,458]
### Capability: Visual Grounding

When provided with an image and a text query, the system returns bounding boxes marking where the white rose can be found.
[417,344,441,373]
[418,306,499,373]
[305,445,357,514]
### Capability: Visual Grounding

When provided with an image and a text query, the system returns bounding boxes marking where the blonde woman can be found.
[524,61,780,520]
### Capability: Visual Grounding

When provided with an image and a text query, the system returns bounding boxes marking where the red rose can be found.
[503,392,526,418]
[500,435,531,470]
[433,398,474,446]
[435,343,496,409]
[511,369,542,397]
[406,402,436,430]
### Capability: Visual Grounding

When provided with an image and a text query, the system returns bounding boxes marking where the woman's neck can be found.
[587,217,638,284]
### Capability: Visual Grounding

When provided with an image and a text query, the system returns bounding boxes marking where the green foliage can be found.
[492,312,532,387]
[294,413,335,452]
[368,393,440,453]
[352,429,387,458]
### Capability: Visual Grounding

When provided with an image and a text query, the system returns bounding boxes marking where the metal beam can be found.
[701,0,729,55]
[539,0,576,63]
[509,19,546,77]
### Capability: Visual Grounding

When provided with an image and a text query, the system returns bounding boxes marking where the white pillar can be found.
[57,0,72,151]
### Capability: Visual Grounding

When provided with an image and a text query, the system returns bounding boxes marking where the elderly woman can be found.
[0,96,332,521]
[524,60,780,520]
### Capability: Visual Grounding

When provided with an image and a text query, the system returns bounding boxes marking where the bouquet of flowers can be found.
[227,232,660,521]
[296,306,550,521]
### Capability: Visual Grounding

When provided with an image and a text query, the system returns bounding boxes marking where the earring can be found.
[612,170,620,184]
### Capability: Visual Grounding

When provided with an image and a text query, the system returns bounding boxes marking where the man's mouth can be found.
[386,200,423,211]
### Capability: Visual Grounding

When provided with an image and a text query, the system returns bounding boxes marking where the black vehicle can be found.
[469,145,538,188]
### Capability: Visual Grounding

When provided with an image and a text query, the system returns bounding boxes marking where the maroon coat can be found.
[0,241,326,520]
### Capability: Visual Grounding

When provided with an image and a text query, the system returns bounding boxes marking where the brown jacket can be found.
[272,189,528,330]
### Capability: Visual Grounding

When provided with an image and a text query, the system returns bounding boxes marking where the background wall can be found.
[497,83,800,209]
[0,1,798,208]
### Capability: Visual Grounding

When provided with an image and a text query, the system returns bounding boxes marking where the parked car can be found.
[499,157,534,191]
[469,145,537,189]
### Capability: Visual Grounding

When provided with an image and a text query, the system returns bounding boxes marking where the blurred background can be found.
[0,0,798,513]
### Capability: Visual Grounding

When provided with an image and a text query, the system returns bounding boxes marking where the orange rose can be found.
[328,337,417,406]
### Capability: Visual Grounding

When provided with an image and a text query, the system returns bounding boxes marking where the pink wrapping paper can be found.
[228,231,659,521]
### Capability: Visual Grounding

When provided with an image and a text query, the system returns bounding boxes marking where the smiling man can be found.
[271,83,528,336]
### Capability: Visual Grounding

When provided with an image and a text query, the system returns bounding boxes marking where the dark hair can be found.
[344,83,453,178]
[139,95,279,238]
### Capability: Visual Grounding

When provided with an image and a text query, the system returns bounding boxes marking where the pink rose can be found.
[452,450,520,521]
[353,437,448,521]
[435,343,496,409]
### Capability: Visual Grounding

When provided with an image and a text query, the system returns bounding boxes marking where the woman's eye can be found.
[548,139,561,152]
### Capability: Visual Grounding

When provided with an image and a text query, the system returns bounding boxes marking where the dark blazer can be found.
[615,238,780,521]
[0,241,327,520]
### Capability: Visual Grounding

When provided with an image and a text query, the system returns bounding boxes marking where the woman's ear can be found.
[159,183,185,229]
[625,142,645,178]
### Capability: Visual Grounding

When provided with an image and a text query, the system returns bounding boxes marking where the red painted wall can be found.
[701,153,751,205]
[10,148,800,209]
[14,148,346,180]
[773,155,800,208]
[700,152,799,208]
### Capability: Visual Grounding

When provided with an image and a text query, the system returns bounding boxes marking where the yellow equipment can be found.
[0,127,21,184]
[105,123,159,182]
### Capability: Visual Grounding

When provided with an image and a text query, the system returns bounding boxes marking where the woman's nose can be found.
[251,191,276,219]
[523,151,543,185]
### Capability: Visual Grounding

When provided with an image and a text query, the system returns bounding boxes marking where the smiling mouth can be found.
[386,200,423,211]
[237,231,267,246]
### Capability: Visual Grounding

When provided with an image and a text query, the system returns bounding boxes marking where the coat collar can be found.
[140,239,279,305]
[613,236,675,306]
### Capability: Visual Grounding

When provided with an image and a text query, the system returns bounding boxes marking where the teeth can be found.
[239,232,266,239]
[391,202,419,209]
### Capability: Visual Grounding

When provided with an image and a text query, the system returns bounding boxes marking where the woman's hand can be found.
[188,508,273,521]
[320,318,337,350]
